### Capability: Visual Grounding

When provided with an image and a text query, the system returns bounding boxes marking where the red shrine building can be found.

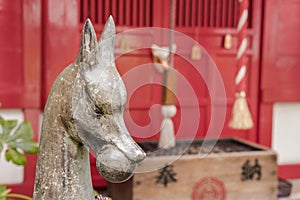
[0,0,299,198]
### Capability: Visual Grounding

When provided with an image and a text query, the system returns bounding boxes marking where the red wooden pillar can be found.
[4,0,42,196]
[42,0,80,106]
[0,0,41,109]
[260,0,300,178]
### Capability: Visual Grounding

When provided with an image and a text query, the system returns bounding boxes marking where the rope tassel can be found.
[159,105,177,148]
[229,91,253,129]
[229,0,253,130]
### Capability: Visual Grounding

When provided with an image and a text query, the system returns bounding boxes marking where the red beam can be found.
[279,164,300,179]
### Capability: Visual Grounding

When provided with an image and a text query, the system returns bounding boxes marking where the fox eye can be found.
[94,106,104,118]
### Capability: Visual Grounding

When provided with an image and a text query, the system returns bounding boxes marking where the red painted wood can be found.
[90,0,96,22]
[209,0,214,27]
[0,0,41,109]
[233,0,239,27]
[111,0,117,22]
[203,0,208,27]
[151,0,161,26]
[215,0,221,27]
[253,0,300,178]
[173,0,262,143]
[41,0,300,185]
[258,103,273,147]
[0,1,22,106]
[23,0,42,109]
[97,0,103,24]
[125,0,131,26]
[191,0,196,26]
[132,0,137,26]
[177,0,183,26]
[118,0,124,25]
[104,0,110,21]
[258,0,300,178]
[185,0,190,26]
[139,0,144,26]
[0,0,41,195]
[145,0,151,26]
[198,0,203,27]
[227,0,233,27]
[42,0,80,106]
[261,0,300,102]
[263,89,300,103]
[8,0,300,193]
[279,164,300,179]
[83,0,89,20]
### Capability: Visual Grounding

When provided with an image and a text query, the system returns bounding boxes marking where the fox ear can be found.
[100,16,115,42]
[98,16,115,62]
[77,19,97,62]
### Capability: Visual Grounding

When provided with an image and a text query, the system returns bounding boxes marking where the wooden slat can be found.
[79,0,251,28]
[83,0,89,20]
[104,0,110,21]
[203,0,208,27]
[178,0,184,26]
[139,0,144,26]
[97,0,103,24]
[216,0,221,27]
[197,0,203,27]
[125,0,131,25]
[111,0,117,22]
[133,139,277,200]
[94,0,99,23]
[221,0,227,27]
[191,0,197,26]
[184,0,190,27]
[233,0,238,28]
[132,0,138,26]
[118,0,124,25]
[78,0,253,28]
[228,0,233,27]
[209,0,212,27]
[248,0,253,28]
[90,0,96,22]
[145,0,151,26]
[177,0,183,26]
[79,0,83,22]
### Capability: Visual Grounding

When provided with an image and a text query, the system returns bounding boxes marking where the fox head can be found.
[71,17,145,183]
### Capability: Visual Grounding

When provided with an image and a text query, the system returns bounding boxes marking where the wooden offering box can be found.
[133,138,277,200]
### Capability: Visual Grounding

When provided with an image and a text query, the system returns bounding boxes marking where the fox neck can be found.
[33,126,94,199]
[33,65,95,200]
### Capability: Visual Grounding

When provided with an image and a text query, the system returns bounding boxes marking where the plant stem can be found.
[1,193,32,200]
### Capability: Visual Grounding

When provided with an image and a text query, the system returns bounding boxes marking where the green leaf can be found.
[0,116,4,125]
[0,143,3,154]
[6,121,33,142]
[0,185,12,200]
[8,141,38,154]
[5,149,26,166]
[5,150,12,161]
[0,120,18,139]
[0,188,11,197]
[0,185,7,194]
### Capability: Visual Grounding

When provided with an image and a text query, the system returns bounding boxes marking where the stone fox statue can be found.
[33,17,145,199]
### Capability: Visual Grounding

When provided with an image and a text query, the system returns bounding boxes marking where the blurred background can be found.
[0,0,299,197]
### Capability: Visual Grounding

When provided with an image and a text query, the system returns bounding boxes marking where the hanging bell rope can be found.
[228,0,253,130]
[158,0,177,149]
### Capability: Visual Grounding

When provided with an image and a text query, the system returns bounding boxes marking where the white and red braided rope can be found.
[235,0,248,92]
[229,0,253,130]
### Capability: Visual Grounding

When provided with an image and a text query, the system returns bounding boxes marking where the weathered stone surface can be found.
[33,17,145,200]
